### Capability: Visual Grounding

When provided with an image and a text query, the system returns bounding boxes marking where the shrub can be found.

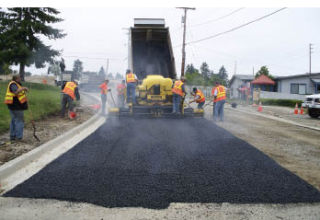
[260,98,303,107]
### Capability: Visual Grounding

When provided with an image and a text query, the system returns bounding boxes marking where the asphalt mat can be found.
[4,118,320,209]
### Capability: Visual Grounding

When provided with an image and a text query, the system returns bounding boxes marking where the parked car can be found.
[302,94,320,118]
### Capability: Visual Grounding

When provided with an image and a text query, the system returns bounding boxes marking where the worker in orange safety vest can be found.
[99,79,111,115]
[4,75,29,141]
[61,80,80,118]
[116,80,126,107]
[171,76,186,114]
[211,82,226,122]
[125,69,137,104]
[189,87,205,109]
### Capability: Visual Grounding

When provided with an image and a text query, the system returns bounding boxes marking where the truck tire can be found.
[308,109,320,118]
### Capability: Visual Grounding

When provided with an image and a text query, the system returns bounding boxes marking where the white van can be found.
[302,94,320,118]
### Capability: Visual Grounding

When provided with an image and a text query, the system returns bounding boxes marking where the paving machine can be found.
[109,18,204,117]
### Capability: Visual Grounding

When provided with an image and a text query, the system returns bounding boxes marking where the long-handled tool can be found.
[26,93,40,142]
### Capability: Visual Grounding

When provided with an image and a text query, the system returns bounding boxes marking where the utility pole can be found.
[234,61,237,75]
[176,7,196,77]
[309,43,313,75]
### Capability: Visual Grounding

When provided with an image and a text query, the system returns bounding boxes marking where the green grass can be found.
[0,80,61,133]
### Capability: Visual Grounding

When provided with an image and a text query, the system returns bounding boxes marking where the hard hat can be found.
[73,80,79,85]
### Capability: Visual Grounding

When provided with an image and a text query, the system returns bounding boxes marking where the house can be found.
[251,75,275,92]
[275,72,320,95]
[229,74,254,99]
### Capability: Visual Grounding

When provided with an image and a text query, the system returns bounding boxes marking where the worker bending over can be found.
[4,75,29,141]
[212,82,226,122]
[189,87,205,109]
[125,69,137,104]
[117,80,126,107]
[171,76,186,114]
[99,79,111,115]
[61,80,80,118]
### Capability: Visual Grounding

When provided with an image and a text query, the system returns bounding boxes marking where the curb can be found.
[0,92,104,182]
[226,106,320,132]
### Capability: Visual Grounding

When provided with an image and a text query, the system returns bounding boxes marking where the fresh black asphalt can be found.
[4,118,320,209]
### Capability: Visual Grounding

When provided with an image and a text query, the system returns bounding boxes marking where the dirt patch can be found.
[0,93,99,166]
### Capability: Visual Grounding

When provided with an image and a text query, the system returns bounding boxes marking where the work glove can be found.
[108,89,111,92]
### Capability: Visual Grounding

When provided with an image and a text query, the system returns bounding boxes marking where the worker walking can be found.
[125,69,137,104]
[99,79,111,115]
[212,82,226,122]
[171,76,186,114]
[189,87,205,109]
[117,80,126,107]
[4,75,29,141]
[61,80,80,118]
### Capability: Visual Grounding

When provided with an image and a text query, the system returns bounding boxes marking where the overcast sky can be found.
[21,7,320,79]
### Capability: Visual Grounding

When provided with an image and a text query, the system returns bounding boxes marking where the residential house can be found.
[229,74,254,99]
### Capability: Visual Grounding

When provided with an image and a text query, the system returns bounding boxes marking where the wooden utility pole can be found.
[309,43,313,75]
[176,7,195,77]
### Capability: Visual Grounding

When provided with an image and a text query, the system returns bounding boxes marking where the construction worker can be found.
[189,87,205,109]
[117,80,126,107]
[4,75,29,141]
[212,82,226,122]
[61,80,80,118]
[125,69,137,104]
[171,76,186,114]
[99,79,111,115]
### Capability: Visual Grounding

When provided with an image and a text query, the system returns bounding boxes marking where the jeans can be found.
[197,101,205,109]
[126,83,136,104]
[214,99,226,121]
[101,94,107,114]
[172,94,181,113]
[61,94,74,117]
[9,109,24,140]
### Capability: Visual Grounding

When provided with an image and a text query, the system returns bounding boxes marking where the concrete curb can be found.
[226,106,320,132]
[0,92,104,182]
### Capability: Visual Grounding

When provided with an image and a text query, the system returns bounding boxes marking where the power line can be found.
[185,7,287,46]
[190,8,244,28]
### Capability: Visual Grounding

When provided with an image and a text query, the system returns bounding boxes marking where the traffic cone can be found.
[69,111,77,119]
[300,105,304,115]
[258,101,263,112]
[294,103,298,114]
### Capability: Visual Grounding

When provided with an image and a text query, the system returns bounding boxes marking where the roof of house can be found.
[275,72,320,80]
[251,75,275,85]
[229,74,255,86]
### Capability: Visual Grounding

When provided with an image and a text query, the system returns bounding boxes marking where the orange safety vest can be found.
[195,89,205,103]
[126,73,136,83]
[171,80,185,96]
[99,82,108,95]
[63,82,77,100]
[4,81,27,105]
[117,83,126,95]
[213,85,226,102]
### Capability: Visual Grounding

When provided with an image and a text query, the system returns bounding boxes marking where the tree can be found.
[218,65,229,86]
[72,59,83,80]
[0,7,65,81]
[255,65,274,79]
[107,73,114,80]
[115,72,123,80]
[0,63,12,75]
[200,62,210,80]
[185,64,198,75]
[98,66,106,78]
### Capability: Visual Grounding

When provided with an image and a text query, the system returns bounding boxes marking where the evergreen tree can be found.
[218,65,229,86]
[115,73,123,80]
[200,62,210,80]
[98,66,106,78]
[0,7,65,81]
[107,73,114,80]
[72,59,83,80]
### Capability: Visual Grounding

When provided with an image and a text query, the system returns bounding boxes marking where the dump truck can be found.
[109,18,203,117]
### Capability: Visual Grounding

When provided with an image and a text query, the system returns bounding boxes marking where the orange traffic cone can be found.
[69,111,77,119]
[300,105,304,115]
[258,101,263,112]
[294,103,298,114]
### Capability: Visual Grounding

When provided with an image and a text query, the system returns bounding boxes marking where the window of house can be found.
[290,83,306,94]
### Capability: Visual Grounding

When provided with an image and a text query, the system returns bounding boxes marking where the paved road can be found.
[4,117,320,209]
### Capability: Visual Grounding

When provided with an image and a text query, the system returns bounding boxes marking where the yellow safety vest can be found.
[195,89,205,103]
[214,85,226,102]
[4,81,27,105]
[126,73,136,83]
[172,80,184,96]
[63,82,77,100]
